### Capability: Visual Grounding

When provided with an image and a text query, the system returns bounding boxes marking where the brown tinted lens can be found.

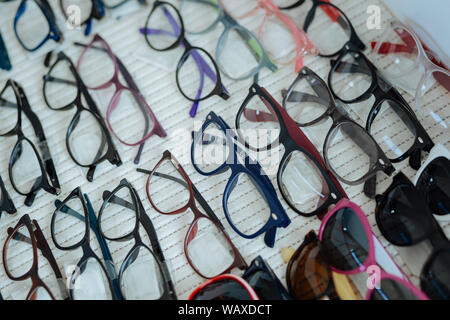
[288,241,331,299]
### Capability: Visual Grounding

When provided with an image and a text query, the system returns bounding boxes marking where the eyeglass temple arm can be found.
[0,176,16,214]
[7,222,70,300]
[0,31,11,71]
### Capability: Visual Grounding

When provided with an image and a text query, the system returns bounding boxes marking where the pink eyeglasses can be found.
[219,0,317,72]
[76,34,167,164]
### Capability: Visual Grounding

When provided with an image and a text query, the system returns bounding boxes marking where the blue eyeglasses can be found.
[0,31,11,70]
[191,111,290,248]
[13,0,62,51]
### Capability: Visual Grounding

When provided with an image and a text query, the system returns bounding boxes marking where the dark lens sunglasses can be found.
[98,178,177,300]
[43,51,122,182]
[140,1,229,117]
[0,79,60,206]
[243,255,292,300]
[375,172,450,300]
[189,274,259,300]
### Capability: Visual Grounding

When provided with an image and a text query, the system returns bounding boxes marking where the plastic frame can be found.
[98,178,177,300]
[179,0,278,80]
[140,1,229,117]
[235,83,347,217]
[13,0,62,52]
[319,198,429,300]
[145,150,248,278]
[75,34,167,164]
[218,0,317,72]
[43,51,122,182]
[192,111,291,247]
[0,175,16,216]
[0,79,60,206]
[103,0,147,10]
[3,214,69,300]
[188,273,260,300]
[0,31,11,70]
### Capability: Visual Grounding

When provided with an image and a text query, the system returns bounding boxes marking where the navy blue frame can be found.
[14,0,62,52]
[191,111,290,248]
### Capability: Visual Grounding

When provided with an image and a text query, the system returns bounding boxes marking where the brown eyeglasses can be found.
[138,150,247,279]
[3,214,69,300]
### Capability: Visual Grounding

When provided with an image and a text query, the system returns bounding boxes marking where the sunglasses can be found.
[43,51,122,182]
[178,0,277,80]
[59,0,105,36]
[318,198,429,300]
[189,274,259,300]
[375,172,450,300]
[139,150,248,279]
[11,0,63,51]
[414,144,450,222]
[236,83,348,217]
[371,20,450,129]
[243,255,292,300]
[218,0,317,72]
[140,1,229,117]
[191,111,291,247]
[3,214,69,300]
[98,179,177,300]
[75,34,167,164]
[0,79,60,206]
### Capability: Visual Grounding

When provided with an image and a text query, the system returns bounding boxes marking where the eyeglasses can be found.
[0,175,16,216]
[3,214,69,300]
[414,144,450,222]
[75,34,167,164]
[178,0,278,80]
[278,0,365,57]
[43,51,122,182]
[189,273,259,300]
[11,0,62,51]
[328,48,435,179]
[98,178,177,300]
[319,198,429,300]
[0,79,60,206]
[102,0,146,10]
[59,0,105,36]
[242,255,292,300]
[281,66,395,197]
[192,111,291,247]
[140,1,229,118]
[139,150,248,278]
[0,31,11,70]
[51,187,119,300]
[375,172,450,300]
[218,0,317,72]
[371,20,450,130]
[235,82,347,217]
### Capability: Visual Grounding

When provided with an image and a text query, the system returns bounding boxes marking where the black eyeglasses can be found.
[242,255,292,300]
[0,79,60,206]
[375,172,450,300]
[0,175,16,216]
[43,51,122,182]
[3,214,69,300]
[59,0,105,36]
[278,0,365,57]
[328,47,434,195]
[98,178,177,300]
[11,0,63,52]
[51,187,118,300]
[140,1,229,117]
[0,30,11,70]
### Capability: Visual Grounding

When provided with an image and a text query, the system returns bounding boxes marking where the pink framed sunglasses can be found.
[75,34,167,164]
[219,0,317,72]
[318,198,429,300]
